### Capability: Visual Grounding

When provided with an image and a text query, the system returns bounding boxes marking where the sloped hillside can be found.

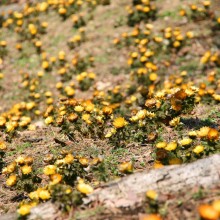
[0,0,220,219]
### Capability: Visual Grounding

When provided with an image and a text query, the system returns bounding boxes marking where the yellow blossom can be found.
[197,127,210,138]
[188,130,197,138]
[169,158,182,165]
[6,175,17,186]
[45,116,54,125]
[212,200,220,214]
[198,204,219,220]
[64,154,74,164]
[113,117,127,129]
[165,142,177,151]
[74,105,84,112]
[77,182,94,194]
[179,138,192,146]
[43,165,56,175]
[38,189,51,200]
[169,117,180,127]
[156,142,167,149]
[79,158,89,166]
[21,165,32,175]
[29,191,39,200]
[17,204,31,216]
[146,190,158,200]
[16,156,25,165]
[50,173,62,185]
[0,141,7,150]
[149,73,158,81]
[207,128,219,141]
[118,161,133,173]
[193,145,204,154]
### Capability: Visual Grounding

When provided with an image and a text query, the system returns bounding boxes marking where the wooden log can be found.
[85,154,220,208]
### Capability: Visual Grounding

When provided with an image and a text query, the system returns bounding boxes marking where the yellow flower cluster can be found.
[0,0,220,218]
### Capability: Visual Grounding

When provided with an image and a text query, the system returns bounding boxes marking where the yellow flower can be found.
[65,86,75,96]
[188,130,197,138]
[56,82,63,89]
[149,73,158,81]
[203,1,211,7]
[26,101,36,110]
[50,173,62,185]
[37,71,44,77]
[197,127,210,138]
[88,72,96,79]
[35,41,42,48]
[193,145,204,154]
[146,190,158,200]
[186,31,194,39]
[154,161,164,169]
[74,105,84,112]
[46,98,54,105]
[136,109,147,120]
[6,122,15,132]
[82,114,91,123]
[38,2,48,11]
[58,51,65,60]
[207,128,219,141]
[65,188,72,194]
[79,158,89,166]
[17,204,31,216]
[169,158,182,165]
[156,142,167,149]
[130,115,139,122]
[0,116,6,126]
[169,117,180,127]
[41,22,48,28]
[29,191,39,200]
[5,162,16,173]
[21,165,32,175]
[68,113,78,122]
[0,141,7,150]
[64,154,74,164]
[55,159,65,166]
[165,142,177,151]
[105,128,117,138]
[180,71,188,76]
[118,161,133,173]
[179,138,192,146]
[45,116,54,125]
[50,56,56,63]
[173,41,181,48]
[131,52,138,58]
[113,117,127,129]
[179,9,186,16]
[43,165,56,175]
[16,156,25,165]
[140,214,162,220]
[84,102,94,112]
[198,204,219,220]
[212,200,220,214]
[0,40,7,47]
[42,61,49,69]
[59,7,67,15]
[102,106,113,115]
[77,182,94,194]
[6,175,17,186]
[38,189,51,200]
